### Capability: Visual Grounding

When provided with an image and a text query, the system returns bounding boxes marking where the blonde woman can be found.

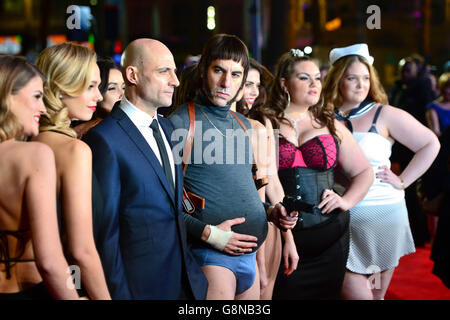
[0,55,79,299]
[323,44,440,300]
[33,43,111,300]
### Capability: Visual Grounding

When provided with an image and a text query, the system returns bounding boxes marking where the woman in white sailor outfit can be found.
[323,44,440,300]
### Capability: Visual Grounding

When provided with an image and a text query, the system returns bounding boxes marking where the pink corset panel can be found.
[278,134,339,171]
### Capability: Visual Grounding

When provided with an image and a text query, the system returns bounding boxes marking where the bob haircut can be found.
[0,55,45,141]
[197,34,250,95]
[35,42,97,138]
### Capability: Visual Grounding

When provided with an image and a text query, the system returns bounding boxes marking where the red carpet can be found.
[385,243,450,300]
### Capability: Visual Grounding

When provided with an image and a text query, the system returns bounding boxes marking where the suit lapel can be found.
[112,106,176,207]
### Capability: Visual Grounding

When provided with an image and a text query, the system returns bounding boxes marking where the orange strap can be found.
[182,101,196,174]
[182,102,205,212]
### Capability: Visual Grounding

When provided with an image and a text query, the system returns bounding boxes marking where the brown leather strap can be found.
[181,102,206,214]
[230,110,249,133]
[182,101,196,174]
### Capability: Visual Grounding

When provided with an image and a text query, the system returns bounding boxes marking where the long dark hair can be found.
[236,58,274,125]
[167,63,200,117]
[97,57,118,95]
[265,51,339,143]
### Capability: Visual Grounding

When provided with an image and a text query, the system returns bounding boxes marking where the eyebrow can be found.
[156,66,176,72]
[345,73,370,76]
[298,72,321,77]
[213,65,243,75]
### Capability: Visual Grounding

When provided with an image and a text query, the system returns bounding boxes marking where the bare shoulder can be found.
[380,104,422,127]
[55,139,92,178]
[15,141,54,163]
[263,116,274,130]
[51,138,92,166]
[334,119,352,141]
[4,141,56,175]
[249,118,266,131]
[65,138,92,159]
[379,104,411,119]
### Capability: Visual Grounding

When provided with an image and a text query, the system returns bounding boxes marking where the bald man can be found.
[83,39,208,299]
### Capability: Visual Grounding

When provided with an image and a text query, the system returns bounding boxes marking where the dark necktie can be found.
[150,119,175,195]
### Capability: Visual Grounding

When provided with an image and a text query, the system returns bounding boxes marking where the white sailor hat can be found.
[329,43,374,66]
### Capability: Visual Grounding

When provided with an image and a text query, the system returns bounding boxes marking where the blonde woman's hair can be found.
[35,42,97,138]
[0,55,44,142]
[323,55,388,113]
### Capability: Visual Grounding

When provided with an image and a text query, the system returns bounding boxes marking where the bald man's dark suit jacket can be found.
[83,102,207,299]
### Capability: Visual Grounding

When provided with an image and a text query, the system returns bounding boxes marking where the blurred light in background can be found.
[304,46,312,55]
[325,17,341,31]
[0,36,22,54]
[207,6,216,30]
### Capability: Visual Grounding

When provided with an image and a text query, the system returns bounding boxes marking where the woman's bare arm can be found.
[26,143,79,300]
[60,140,111,299]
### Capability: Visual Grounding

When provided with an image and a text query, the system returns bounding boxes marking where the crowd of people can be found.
[0,33,447,300]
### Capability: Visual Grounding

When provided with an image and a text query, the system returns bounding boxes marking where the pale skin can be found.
[233,72,269,293]
[241,66,297,299]
[0,76,78,299]
[123,39,179,116]
[198,59,297,300]
[74,68,125,138]
[99,68,125,113]
[278,60,374,277]
[337,61,440,300]
[33,65,111,300]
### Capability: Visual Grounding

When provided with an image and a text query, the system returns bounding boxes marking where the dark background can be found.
[0,0,448,89]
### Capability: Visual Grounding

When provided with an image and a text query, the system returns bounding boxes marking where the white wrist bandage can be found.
[206,225,233,251]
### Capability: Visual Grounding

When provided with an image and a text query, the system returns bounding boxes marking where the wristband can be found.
[206,225,233,251]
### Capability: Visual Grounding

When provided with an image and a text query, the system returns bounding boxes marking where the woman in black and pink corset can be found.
[266,49,373,299]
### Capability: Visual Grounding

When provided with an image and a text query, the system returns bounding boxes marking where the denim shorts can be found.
[191,246,257,295]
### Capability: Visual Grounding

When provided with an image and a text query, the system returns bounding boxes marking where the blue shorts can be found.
[191,246,257,295]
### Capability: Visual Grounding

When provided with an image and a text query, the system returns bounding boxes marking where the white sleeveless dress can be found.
[346,131,416,274]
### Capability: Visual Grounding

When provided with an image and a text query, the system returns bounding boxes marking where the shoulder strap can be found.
[230,110,249,133]
[344,119,353,133]
[372,105,384,125]
[182,101,196,174]
[368,105,383,133]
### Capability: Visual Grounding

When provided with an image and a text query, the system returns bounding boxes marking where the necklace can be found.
[199,108,234,137]
[284,111,309,139]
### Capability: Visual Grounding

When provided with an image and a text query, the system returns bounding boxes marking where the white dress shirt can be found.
[119,97,176,187]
